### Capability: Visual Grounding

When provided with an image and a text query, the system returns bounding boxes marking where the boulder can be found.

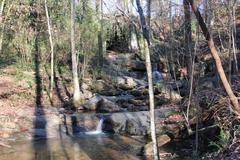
[125,118,148,135]
[144,134,171,156]
[144,134,171,157]
[155,83,182,102]
[126,60,146,71]
[81,82,90,90]
[82,96,102,110]
[114,76,147,90]
[97,98,121,113]
[130,87,148,97]
[62,108,183,136]
[92,80,120,96]
[104,108,182,136]
[106,111,150,136]
[82,90,93,100]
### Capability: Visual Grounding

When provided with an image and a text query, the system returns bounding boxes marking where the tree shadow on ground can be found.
[31,11,50,159]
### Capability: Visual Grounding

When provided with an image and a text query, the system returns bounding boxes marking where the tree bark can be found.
[71,0,81,107]
[45,0,54,100]
[136,0,159,159]
[187,0,240,116]
[146,0,151,27]
[0,0,4,19]
[183,0,192,77]
[0,0,5,54]
[96,0,103,67]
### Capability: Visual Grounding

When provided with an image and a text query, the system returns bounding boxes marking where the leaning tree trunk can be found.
[71,0,81,107]
[187,0,240,116]
[136,0,159,159]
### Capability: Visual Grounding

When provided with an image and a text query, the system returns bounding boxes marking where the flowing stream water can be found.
[0,135,144,160]
[0,117,145,160]
[83,118,104,135]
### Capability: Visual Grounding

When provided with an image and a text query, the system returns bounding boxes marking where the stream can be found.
[0,116,145,160]
[0,135,144,160]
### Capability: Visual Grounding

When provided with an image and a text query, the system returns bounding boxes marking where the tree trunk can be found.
[0,0,4,21]
[232,2,238,73]
[187,0,240,116]
[136,0,159,159]
[44,0,54,100]
[183,0,192,77]
[0,0,5,54]
[96,0,103,67]
[146,0,151,27]
[71,0,81,107]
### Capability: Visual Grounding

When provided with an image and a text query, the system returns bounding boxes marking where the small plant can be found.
[209,128,230,151]
[27,80,33,89]
[165,154,179,160]
[165,111,181,117]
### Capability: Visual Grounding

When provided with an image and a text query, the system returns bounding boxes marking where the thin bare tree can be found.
[136,0,159,159]
[44,0,54,100]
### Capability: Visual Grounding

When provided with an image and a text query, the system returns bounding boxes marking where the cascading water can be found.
[84,117,104,135]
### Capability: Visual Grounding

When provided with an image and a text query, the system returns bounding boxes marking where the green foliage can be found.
[165,154,179,160]
[165,111,182,117]
[209,129,230,151]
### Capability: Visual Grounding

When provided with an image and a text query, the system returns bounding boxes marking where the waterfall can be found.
[152,64,163,81]
[84,117,104,135]
[96,118,103,132]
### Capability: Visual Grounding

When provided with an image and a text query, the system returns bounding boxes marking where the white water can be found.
[84,118,104,135]
[153,70,162,80]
